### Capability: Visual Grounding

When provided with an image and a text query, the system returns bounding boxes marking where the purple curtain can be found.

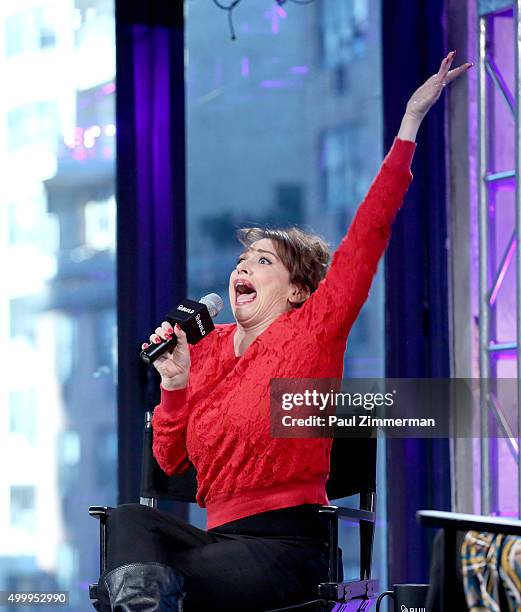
[115,2,186,505]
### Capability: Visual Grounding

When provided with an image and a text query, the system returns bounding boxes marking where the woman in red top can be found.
[98,53,471,612]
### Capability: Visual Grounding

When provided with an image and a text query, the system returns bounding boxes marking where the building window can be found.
[5,12,25,57]
[58,431,81,500]
[94,425,117,491]
[95,309,116,371]
[9,298,37,344]
[60,431,81,465]
[320,0,369,69]
[8,197,38,246]
[321,126,369,218]
[5,8,56,58]
[10,485,36,532]
[54,314,75,384]
[38,13,56,50]
[273,184,303,226]
[7,101,59,151]
[1,1,117,606]
[9,390,38,447]
[8,202,29,246]
[7,197,59,250]
[84,197,116,252]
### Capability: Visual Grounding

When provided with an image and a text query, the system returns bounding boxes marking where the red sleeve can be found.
[151,338,206,476]
[293,138,416,341]
[151,385,191,476]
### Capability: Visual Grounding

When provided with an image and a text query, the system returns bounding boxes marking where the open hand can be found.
[398,51,473,141]
[405,51,472,121]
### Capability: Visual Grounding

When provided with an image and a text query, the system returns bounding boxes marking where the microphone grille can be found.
[199,293,224,318]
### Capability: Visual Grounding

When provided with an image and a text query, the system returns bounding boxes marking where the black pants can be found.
[104,503,337,612]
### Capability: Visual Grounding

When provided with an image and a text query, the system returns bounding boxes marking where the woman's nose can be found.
[236,260,250,274]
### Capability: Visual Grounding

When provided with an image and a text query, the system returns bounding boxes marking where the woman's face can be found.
[229,238,305,328]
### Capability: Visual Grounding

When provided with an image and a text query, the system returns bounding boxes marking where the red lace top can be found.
[152,138,416,529]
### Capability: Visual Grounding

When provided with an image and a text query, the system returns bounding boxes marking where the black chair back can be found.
[140,418,197,501]
[327,438,376,500]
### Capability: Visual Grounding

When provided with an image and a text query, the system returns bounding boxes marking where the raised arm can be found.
[293,138,415,340]
[294,51,472,341]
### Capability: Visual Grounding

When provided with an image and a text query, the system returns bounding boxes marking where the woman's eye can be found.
[236,255,271,265]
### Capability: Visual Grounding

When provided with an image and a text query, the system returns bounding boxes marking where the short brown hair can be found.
[236,226,330,305]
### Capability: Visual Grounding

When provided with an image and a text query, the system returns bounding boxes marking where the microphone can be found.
[140,293,224,365]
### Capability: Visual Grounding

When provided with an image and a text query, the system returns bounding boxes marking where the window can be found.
[320,0,369,69]
[9,298,38,344]
[35,6,57,51]
[5,12,26,57]
[59,431,81,465]
[54,314,75,383]
[10,486,36,532]
[94,425,117,492]
[85,197,116,252]
[7,101,59,151]
[94,309,116,371]
[321,126,372,235]
[7,198,59,250]
[7,202,32,246]
[273,184,304,226]
[58,431,81,497]
[1,3,116,609]
[9,390,38,447]
[5,7,56,58]
[186,0,385,584]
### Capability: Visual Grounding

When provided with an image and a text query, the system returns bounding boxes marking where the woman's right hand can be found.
[142,322,190,390]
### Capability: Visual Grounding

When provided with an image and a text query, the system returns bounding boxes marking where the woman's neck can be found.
[233,319,274,357]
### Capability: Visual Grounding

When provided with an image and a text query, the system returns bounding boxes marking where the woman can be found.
[98,52,471,612]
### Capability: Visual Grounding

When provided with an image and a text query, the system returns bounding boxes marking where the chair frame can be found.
[89,412,379,611]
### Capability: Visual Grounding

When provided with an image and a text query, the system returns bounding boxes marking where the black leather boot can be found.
[99,562,185,611]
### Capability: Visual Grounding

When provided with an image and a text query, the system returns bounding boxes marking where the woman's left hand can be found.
[398,51,473,141]
[405,51,472,120]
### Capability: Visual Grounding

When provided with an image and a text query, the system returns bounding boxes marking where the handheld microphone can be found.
[140,293,224,365]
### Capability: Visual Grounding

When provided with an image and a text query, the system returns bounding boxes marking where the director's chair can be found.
[89,412,379,611]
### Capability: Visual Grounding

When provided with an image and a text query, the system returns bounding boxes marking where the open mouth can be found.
[234,279,257,305]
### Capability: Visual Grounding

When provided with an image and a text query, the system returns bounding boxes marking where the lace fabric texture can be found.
[152,137,416,529]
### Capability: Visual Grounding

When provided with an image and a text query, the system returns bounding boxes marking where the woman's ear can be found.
[288,284,310,307]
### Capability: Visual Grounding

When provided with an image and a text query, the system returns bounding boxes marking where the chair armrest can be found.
[417,510,521,536]
[319,505,375,524]
[319,504,376,584]
[88,506,114,575]
[318,578,378,602]
[89,506,114,520]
